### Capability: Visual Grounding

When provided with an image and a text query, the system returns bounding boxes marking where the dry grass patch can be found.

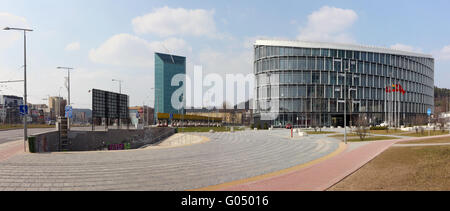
[328,145,450,191]
[403,130,450,137]
[397,136,450,145]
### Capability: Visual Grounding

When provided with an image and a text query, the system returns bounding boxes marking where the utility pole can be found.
[57,67,74,130]
[4,27,33,152]
[112,79,123,94]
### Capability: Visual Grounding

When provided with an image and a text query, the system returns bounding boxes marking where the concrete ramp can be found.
[144,133,209,149]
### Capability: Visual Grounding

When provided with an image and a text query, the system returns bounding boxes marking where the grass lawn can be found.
[329,145,450,191]
[178,126,246,133]
[306,131,336,135]
[347,136,399,142]
[397,136,450,145]
[367,129,408,135]
[402,130,450,137]
[329,133,398,142]
[328,133,360,138]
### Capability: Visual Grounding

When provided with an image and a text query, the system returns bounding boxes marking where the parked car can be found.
[47,120,55,125]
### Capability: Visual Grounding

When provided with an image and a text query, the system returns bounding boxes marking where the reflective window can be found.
[312,48,320,56]
[304,72,311,84]
[307,86,315,98]
[330,72,337,85]
[322,72,329,84]
[361,52,367,61]
[317,58,324,70]
[368,52,374,62]
[325,58,332,70]
[308,58,315,70]
[312,72,320,84]
[317,86,324,98]
[358,62,363,73]
[304,48,311,56]
[361,74,367,87]
[368,75,373,87]
[364,62,369,74]
[321,49,329,57]
[371,63,376,75]
[298,57,306,70]
[331,49,337,57]
[334,60,341,71]
[326,86,333,98]
[298,86,306,97]
[293,72,302,83]
[354,51,360,60]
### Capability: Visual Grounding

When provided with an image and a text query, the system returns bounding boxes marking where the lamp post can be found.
[112,79,123,94]
[334,58,350,144]
[349,87,357,128]
[4,27,33,152]
[57,67,74,130]
[151,88,161,125]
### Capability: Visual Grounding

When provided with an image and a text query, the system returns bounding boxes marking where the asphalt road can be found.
[0,129,340,191]
[0,128,57,145]
[0,126,120,145]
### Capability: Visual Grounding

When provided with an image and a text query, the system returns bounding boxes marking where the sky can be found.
[1,0,450,109]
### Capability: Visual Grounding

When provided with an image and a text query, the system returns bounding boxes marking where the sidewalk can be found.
[0,140,25,163]
[217,134,450,191]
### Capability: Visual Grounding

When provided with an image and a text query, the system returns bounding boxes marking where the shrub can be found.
[370,126,388,130]
[263,123,269,130]
[250,124,254,129]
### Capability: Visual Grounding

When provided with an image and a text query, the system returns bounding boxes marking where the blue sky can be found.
[1,0,450,108]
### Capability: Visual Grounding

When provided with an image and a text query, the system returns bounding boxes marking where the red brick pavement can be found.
[0,141,25,163]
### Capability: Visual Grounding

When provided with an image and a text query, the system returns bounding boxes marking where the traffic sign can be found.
[19,105,28,116]
[427,108,431,116]
[65,105,73,119]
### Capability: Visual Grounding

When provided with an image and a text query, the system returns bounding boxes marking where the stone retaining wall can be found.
[30,127,175,152]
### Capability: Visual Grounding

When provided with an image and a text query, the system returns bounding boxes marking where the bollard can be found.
[28,136,36,153]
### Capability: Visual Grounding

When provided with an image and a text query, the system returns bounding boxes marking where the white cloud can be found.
[89,33,191,68]
[0,13,29,49]
[132,6,219,38]
[297,6,358,43]
[390,43,423,53]
[436,45,450,60]
[65,42,80,51]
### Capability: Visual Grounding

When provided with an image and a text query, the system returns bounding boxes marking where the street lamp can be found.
[4,26,33,152]
[348,87,357,128]
[151,88,161,125]
[57,66,74,130]
[112,79,123,94]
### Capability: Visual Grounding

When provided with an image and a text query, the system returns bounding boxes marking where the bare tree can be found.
[355,114,369,141]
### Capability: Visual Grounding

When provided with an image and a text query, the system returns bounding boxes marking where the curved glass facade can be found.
[254,41,434,127]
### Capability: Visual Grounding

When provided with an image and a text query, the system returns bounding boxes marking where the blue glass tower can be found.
[154,52,186,122]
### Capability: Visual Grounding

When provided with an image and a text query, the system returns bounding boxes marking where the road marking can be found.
[190,142,347,191]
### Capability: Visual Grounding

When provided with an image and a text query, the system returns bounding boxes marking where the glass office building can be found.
[154,52,186,120]
[253,40,434,127]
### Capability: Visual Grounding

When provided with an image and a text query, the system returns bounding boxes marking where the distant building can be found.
[129,106,154,126]
[0,95,24,124]
[48,96,67,120]
[72,109,92,124]
[29,104,47,124]
[154,52,186,123]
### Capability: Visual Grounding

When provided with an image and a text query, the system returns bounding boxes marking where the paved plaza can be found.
[0,129,340,191]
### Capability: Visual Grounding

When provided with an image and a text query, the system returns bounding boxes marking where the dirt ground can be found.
[328,145,450,191]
